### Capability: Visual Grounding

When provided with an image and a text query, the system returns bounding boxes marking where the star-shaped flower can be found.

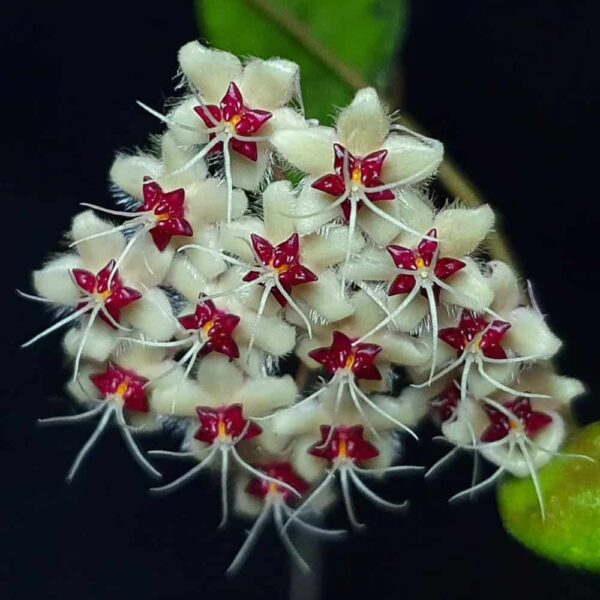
[438,310,511,360]
[245,462,310,502]
[308,331,382,381]
[193,404,262,446]
[89,362,149,413]
[309,425,379,464]
[194,82,272,162]
[481,398,553,443]
[72,259,142,328]
[178,300,241,359]
[311,143,394,221]
[243,233,318,306]
[141,179,194,251]
[387,228,466,301]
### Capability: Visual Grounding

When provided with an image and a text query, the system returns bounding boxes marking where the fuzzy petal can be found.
[63,319,118,363]
[357,199,406,246]
[336,88,390,156]
[178,41,243,103]
[33,254,82,304]
[271,127,337,177]
[70,211,126,272]
[122,288,177,341]
[195,353,244,402]
[381,132,443,185]
[341,246,396,282]
[109,153,162,200]
[185,178,247,226]
[506,307,562,359]
[302,227,366,271]
[230,141,270,191]
[262,181,297,242]
[378,331,431,367]
[236,375,297,417]
[294,269,354,323]
[434,204,494,257]
[487,260,522,315]
[122,236,174,288]
[150,377,202,417]
[439,258,493,311]
[241,58,299,110]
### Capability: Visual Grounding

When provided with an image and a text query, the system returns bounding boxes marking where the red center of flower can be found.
[480,398,553,443]
[308,331,382,381]
[141,179,193,251]
[242,233,318,307]
[438,309,511,360]
[89,362,149,413]
[193,82,273,162]
[193,404,262,446]
[72,259,142,328]
[309,425,379,464]
[387,229,466,302]
[245,462,310,503]
[311,143,394,222]
[431,381,461,422]
[178,300,241,359]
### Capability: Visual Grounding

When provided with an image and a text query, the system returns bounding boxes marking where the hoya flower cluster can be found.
[22,41,585,572]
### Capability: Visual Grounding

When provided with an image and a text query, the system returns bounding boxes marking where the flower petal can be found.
[262,181,297,242]
[230,141,270,190]
[33,254,82,304]
[178,41,243,103]
[241,58,300,110]
[122,288,177,341]
[185,178,248,227]
[381,131,443,185]
[236,374,297,417]
[271,127,337,177]
[505,306,562,359]
[70,211,126,272]
[434,204,494,257]
[293,269,355,322]
[336,88,390,156]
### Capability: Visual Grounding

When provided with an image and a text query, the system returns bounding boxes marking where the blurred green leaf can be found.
[196,0,407,124]
[498,422,600,571]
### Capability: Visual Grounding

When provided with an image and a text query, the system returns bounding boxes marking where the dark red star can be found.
[89,362,149,413]
[480,398,553,443]
[72,259,142,328]
[311,143,394,222]
[178,300,240,359]
[387,229,465,301]
[431,381,461,423]
[193,404,262,446]
[141,179,193,251]
[438,310,511,360]
[308,331,382,381]
[309,425,379,464]
[242,233,318,306]
[245,462,310,502]
[193,82,272,161]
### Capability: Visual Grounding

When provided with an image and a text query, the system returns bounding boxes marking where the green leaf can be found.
[195,0,407,125]
[498,422,600,571]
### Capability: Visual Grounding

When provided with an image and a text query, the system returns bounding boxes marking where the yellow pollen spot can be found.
[116,382,129,397]
[155,212,170,222]
[268,482,279,494]
[97,289,112,301]
[345,353,356,370]
[510,420,520,431]
[202,320,215,337]
[338,439,348,458]
[351,168,362,183]
[269,258,289,275]
[218,420,227,438]
[229,114,242,128]
[415,256,425,270]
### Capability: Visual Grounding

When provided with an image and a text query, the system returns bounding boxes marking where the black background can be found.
[1,1,599,598]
